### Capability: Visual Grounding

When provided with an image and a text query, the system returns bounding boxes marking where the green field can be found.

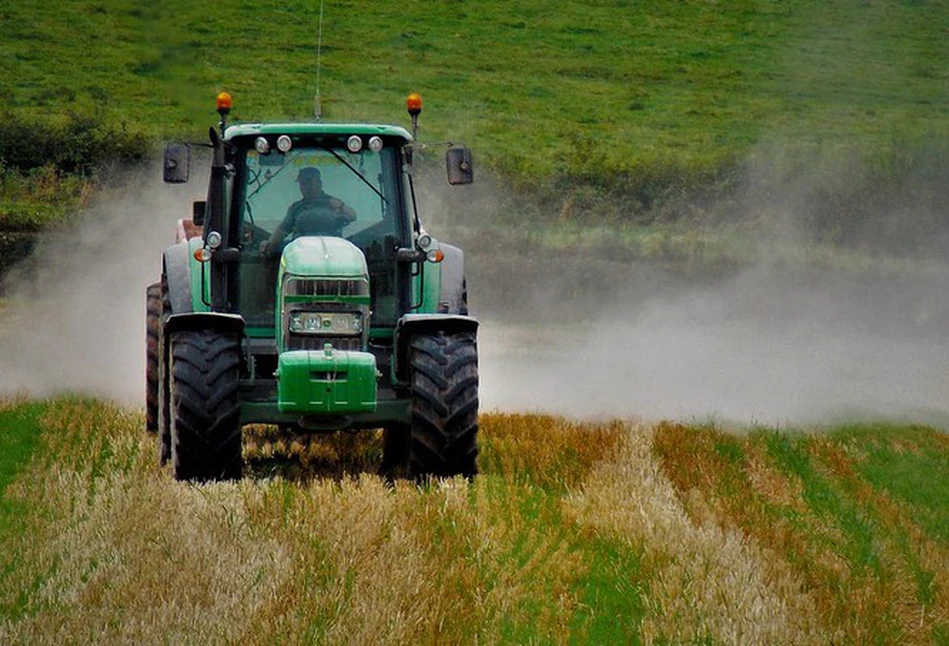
[2,0,948,247]
[3,3,949,641]
[1,399,948,643]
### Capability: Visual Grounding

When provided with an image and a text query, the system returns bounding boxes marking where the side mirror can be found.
[446,147,474,185]
[163,142,191,184]
[192,200,207,226]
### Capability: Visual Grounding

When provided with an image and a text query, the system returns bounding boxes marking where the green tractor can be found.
[146,92,478,481]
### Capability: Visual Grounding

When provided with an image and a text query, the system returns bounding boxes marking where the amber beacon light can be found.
[407,92,423,141]
[406,92,423,116]
[216,92,233,115]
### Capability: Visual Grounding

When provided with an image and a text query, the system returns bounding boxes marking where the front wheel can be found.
[406,331,479,479]
[169,329,243,481]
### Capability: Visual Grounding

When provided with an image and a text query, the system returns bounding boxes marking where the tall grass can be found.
[1,399,948,642]
[0,401,637,643]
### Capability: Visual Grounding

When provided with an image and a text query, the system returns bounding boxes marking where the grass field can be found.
[2,0,948,240]
[3,3,949,641]
[1,398,948,643]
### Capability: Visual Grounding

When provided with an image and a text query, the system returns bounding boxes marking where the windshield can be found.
[240,145,398,240]
[235,143,407,331]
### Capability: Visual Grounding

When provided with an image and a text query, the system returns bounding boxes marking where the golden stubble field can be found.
[1,399,948,644]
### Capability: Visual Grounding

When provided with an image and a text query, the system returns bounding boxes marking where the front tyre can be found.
[169,329,243,481]
[407,332,479,479]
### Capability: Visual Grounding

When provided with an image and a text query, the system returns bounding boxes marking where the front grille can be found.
[287,335,362,352]
[285,278,369,297]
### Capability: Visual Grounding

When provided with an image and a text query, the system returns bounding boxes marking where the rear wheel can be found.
[169,329,243,481]
[145,282,162,433]
[157,277,172,465]
[406,332,479,479]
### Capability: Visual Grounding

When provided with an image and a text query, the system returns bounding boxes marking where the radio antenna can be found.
[314,0,325,119]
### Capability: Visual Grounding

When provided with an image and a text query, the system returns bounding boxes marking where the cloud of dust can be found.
[3,148,947,428]
[476,264,949,426]
[413,152,949,428]
[0,158,207,404]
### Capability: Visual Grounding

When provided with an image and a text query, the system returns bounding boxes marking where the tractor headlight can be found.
[289,311,363,335]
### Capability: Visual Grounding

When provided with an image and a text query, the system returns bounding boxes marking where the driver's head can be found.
[296,167,323,199]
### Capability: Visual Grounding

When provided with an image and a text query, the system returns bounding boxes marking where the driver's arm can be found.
[260,209,295,256]
[329,198,356,223]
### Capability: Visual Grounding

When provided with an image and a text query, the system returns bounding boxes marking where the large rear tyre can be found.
[158,277,172,466]
[407,332,479,479]
[145,282,162,433]
[169,329,243,481]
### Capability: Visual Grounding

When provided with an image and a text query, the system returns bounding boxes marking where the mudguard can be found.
[164,312,244,338]
[438,243,467,314]
[163,241,194,315]
[163,239,211,315]
[392,313,479,382]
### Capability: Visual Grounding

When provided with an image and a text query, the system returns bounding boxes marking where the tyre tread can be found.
[407,331,479,478]
[170,329,243,481]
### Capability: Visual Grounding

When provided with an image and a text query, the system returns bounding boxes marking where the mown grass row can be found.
[653,421,949,643]
[1,398,948,643]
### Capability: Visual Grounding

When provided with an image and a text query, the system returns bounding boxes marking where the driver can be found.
[260,167,356,256]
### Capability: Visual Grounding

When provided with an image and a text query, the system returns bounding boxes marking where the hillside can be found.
[2,0,948,239]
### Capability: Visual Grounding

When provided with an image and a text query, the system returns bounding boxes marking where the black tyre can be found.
[406,332,479,479]
[158,277,172,466]
[169,329,243,481]
[145,282,162,433]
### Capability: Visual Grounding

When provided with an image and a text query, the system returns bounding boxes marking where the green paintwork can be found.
[240,398,409,427]
[414,258,442,314]
[283,295,366,304]
[280,237,369,277]
[276,348,377,414]
[224,123,412,143]
[187,237,211,313]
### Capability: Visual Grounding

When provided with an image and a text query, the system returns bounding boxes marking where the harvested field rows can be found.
[1,399,948,643]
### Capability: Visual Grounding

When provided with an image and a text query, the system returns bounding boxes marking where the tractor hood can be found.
[275,237,371,353]
[280,237,368,278]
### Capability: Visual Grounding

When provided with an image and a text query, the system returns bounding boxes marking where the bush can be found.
[0,112,150,177]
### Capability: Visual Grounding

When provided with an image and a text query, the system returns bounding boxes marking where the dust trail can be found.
[3,156,948,428]
[410,153,949,427]
[476,263,949,426]
[0,160,206,404]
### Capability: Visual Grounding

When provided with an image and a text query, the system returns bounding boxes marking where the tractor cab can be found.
[224,124,414,335]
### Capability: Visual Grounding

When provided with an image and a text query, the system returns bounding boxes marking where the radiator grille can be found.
[287,335,362,352]
[285,278,369,297]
